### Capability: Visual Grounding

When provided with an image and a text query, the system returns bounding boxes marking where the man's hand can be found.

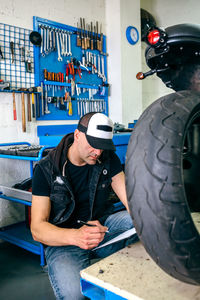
[75,220,108,250]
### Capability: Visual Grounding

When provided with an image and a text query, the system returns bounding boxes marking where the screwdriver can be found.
[27,93,31,121]
[68,96,73,116]
[32,93,35,118]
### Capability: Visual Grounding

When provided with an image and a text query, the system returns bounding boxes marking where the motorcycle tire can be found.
[125,90,200,285]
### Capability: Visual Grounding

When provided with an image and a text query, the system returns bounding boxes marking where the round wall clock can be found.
[126,26,139,45]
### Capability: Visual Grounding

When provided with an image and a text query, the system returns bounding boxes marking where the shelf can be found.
[0,142,48,266]
[43,80,99,90]
[0,90,40,94]
[0,193,32,206]
[0,221,45,266]
[0,143,54,161]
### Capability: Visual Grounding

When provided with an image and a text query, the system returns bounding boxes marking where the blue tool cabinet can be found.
[37,124,131,165]
[0,142,53,266]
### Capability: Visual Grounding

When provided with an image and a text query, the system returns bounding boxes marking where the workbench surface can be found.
[80,242,200,300]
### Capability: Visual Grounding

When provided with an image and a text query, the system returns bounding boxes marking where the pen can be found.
[77,220,109,233]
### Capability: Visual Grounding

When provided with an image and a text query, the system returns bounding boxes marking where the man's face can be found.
[76,131,103,165]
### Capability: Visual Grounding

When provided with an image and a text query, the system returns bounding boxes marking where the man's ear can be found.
[74,129,80,142]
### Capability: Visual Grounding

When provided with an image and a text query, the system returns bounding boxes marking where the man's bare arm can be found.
[111,171,130,212]
[31,195,107,249]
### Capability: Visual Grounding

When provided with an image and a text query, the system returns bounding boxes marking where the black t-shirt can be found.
[32,152,122,227]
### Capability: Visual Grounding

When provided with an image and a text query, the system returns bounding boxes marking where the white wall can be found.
[120,0,142,125]
[106,0,142,126]
[141,0,200,110]
[106,0,122,123]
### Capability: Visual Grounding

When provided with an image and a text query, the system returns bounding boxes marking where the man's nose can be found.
[93,148,102,156]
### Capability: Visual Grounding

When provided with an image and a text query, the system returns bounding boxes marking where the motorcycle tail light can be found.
[147,29,161,45]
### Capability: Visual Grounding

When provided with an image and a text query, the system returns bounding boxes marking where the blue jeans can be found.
[45,211,138,300]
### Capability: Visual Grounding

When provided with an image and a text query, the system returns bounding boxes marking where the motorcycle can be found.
[125,23,200,285]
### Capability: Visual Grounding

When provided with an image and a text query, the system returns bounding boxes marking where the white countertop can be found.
[80,242,200,300]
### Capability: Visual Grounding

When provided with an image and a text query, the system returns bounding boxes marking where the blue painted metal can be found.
[0,221,45,266]
[37,125,132,164]
[37,124,78,138]
[81,278,127,300]
[0,142,54,266]
[0,144,54,163]
[0,195,32,206]
[33,16,109,121]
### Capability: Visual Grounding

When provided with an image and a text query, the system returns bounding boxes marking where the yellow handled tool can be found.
[68,97,72,116]
[32,93,35,118]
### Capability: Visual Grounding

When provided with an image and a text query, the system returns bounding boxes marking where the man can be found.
[31,112,138,299]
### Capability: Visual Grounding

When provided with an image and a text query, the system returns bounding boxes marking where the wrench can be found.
[42,26,46,57]
[45,26,50,54]
[56,30,62,61]
[40,25,44,56]
[53,30,56,51]
[49,28,53,52]
[101,55,106,82]
[44,85,51,114]
[94,54,97,73]
[60,31,65,56]
[68,32,72,56]
[64,32,67,56]
[97,54,102,78]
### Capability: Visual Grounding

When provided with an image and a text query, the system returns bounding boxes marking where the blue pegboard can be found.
[33,16,109,120]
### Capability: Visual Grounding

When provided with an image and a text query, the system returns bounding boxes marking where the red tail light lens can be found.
[147,29,161,45]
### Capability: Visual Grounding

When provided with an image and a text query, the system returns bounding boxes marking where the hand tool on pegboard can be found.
[27,93,31,122]
[83,18,87,50]
[76,22,81,47]
[41,82,44,115]
[10,41,15,64]
[21,92,26,132]
[0,45,3,59]
[44,85,50,114]
[12,92,17,120]
[36,93,40,118]
[28,86,43,118]
[0,80,10,90]
[90,22,94,50]
[68,95,73,116]
[31,93,35,118]
[80,18,84,50]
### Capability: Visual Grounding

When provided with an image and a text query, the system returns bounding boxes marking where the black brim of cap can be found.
[86,134,116,151]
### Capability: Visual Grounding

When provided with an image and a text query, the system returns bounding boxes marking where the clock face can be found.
[126,26,139,45]
[130,28,138,41]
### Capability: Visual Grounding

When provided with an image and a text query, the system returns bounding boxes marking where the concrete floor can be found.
[0,242,55,300]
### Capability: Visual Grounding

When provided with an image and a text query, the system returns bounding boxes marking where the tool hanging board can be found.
[0,23,35,90]
[33,16,109,121]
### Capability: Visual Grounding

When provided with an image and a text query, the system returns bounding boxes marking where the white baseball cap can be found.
[77,112,115,151]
